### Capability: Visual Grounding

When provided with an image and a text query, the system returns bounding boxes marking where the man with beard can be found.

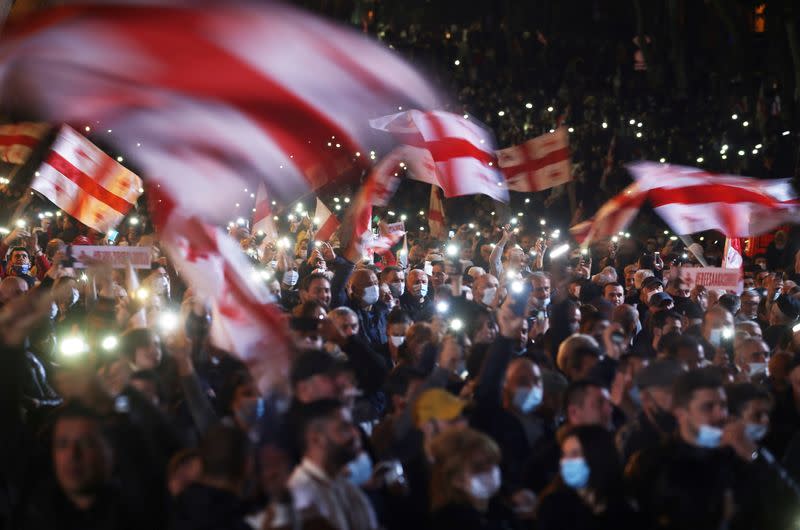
[282,399,378,530]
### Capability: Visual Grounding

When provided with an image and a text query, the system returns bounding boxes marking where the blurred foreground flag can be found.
[570,183,645,247]
[628,162,800,237]
[31,125,141,233]
[0,122,50,164]
[0,1,440,223]
[497,127,572,192]
[370,110,509,202]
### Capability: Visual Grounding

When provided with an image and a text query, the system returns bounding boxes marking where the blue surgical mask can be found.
[696,424,723,448]
[512,385,543,414]
[346,452,373,486]
[745,423,767,442]
[11,263,30,275]
[560,457,590,489]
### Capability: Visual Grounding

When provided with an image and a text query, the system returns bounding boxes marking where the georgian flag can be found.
[496,127,572,192]
[252,182,277,240]
[0,122,50,165]
[314,198,340,242]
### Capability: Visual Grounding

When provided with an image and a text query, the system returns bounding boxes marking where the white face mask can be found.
[269,260,278,269]
[467,466,501,500]
[49,302,58,320]
[412,283,428,298]
[389,282,405,298]
[389,335,405,347]
[708,328,723,347]
[71,287,80,306]
[748,362,767,377]
[541,297,551,307]
[481,287,497,306]
[362,284,380,305]
[283,270,299,286]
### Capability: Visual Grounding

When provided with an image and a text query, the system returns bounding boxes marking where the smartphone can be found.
[107,229,119,242]
[424,261,433,276]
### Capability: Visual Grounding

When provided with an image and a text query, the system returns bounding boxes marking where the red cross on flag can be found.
[30,125,142,233]
[314,198,340,242]
[252,182,277,240]
[0,122,50,165]
[496,128,572,192]
[428,185,446,239]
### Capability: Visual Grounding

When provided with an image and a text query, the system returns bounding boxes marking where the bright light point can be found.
[388,211,395,216]
[159,312,178,333]
[273,216,279,221]
[136,143,141,147]
[629,119,635,125]
[517,212,524,217]
[663,230,669,235]
[612,236,619,243]
[547,106,554,112]
[670,236,678,241]
[743,121,749,127]
[116,156,123,162]
[14,219,25,228]
[540,219,546,225]
[260,270,272,281]
[335,205,341,211]
[511,280,524,294]
[418,210,425,216]
[549,243,570,259]
[250,193,255,198]
[490,211,495,216]
[60,336,88,357]
[355,152,360,157]
[400,214,407,221]
[135,287,149,301]
[463,114,469,119]
[344,198,350,203]
[659,158,666,163]
[636,132,642,138]
[525,102,533,109]
[783,130,791,136]
[295,204,303,212]
[287,214,295,221]
[601,122,608,129]
[722,144,728,150]
[129,217,139,226]
[752,149,758,155]
[637,122,643,128]
[549,129,555,133]
[454,59,460,66]
[419,227,425,231]
[450,318,464,331]
[732,114,738,120]
[568,127,574,133]
[696,157,704,163]
[722,155,727,159]
[738,150,745,156]
[510,218,518,225]
[755,144,762,149]
[525,198,530,204]
[107,129,112,133]
[335,143,340,148]
[101,336,118,351]
[497,110,505,117]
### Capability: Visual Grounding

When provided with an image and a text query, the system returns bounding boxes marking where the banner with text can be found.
[72,246,152,269]
[679,267,741,294]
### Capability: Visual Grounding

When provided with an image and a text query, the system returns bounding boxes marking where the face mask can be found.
[481,287,497,306]
[541,297,551,307]
[560,457,590,489]
[412,283,428,298]
[269,260,278,269]
[696,424,723,448]
[389,335,405,347]
[512,385,543,414]
[361,285,379,305]
[346,452,373,486]
[467,466,501,500]
[748,362,767,377]
[745,423,767,442]
[49,302,58,321]
[71,287,80,306]
[11,264,30,275]
[389,282,405,298]
[708,328,722,347]
[283,270,299,286]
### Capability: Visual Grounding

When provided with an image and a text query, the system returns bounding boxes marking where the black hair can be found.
[725,382,772,417]
[666,334,701,359]
[299,272,330,292]
[672,368,724,409]
[602,281,623,292]
[120,328,155,361]
[563,379,604,411]
[217,369,254,417]
[387,307,413,326]
[556,424,623,502]
[199,423,250,482]
[295,398,344,452]
[9,246,29,259]
[652,310,682,330]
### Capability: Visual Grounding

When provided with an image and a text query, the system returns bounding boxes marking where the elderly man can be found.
[399,269,434,322]
[736,289,761,324]
[734,337,770,382]
[346,269,389,348]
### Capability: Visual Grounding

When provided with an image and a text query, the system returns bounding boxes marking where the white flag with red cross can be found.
[497,128,572,193]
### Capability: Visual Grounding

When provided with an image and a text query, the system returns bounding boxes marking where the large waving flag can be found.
[314,198,340,242]
[497,128,571,192]
[252,182,277,240]
[628,162,799,237]
[370,110,509,202]
[570,183,646,247]
[0,1,441,224]
[428,185,446,239]
[31,125,142,233]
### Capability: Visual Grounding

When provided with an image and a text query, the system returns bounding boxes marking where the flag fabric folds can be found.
[252,182,277,240]
[497,127,572,192]
[628,162,799,237]
[370,110,509,202]
[0,1,441,224]
[314,198,340,243]
[428,185,446,239]
[569,183,646,246]
[0,122,49,164]
[30,125,142,233]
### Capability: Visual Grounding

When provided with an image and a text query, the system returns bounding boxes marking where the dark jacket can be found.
[347,299,389,348]
[399,290,435,322]
[169,483,250,530]
[430,499,518,530]
[616,410,671,464]
[20,482,138,530]
[536,484,639,530]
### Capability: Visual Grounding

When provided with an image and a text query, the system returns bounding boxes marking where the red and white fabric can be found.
[31,124,142,233]
[428,185,446,239]
[496,128,571,192]
[569,183,646,246]
[723,238,743,269]
[628,162,800,237]
[0,122,49,164]
[314,198,340,242]
[0,1,441,225]
[370,110,508,202]
[159,203,290,391]
[252,182,277,240]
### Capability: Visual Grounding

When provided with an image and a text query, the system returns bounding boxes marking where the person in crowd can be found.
[346,268,389,348]
[536,425,639,530]
[736,289,761,323]
[400,269,434,322]
[603,281,625,307]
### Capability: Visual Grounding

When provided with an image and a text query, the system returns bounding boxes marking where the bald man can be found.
[399,269,434,322]
[347,269,389,347]
[473,273,500,309]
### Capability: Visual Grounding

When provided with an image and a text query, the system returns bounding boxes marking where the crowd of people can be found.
[2,195,800,530]
[0,3,799,530]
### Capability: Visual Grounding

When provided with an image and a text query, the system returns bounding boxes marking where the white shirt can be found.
[288,459,378,530]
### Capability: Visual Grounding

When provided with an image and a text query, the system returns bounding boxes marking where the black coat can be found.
[169,483,250,530]
[430,499,519,530]
[536,485,640,530]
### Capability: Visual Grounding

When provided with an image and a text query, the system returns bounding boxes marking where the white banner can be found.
[72,245,151,269]
[679,266,741,294]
